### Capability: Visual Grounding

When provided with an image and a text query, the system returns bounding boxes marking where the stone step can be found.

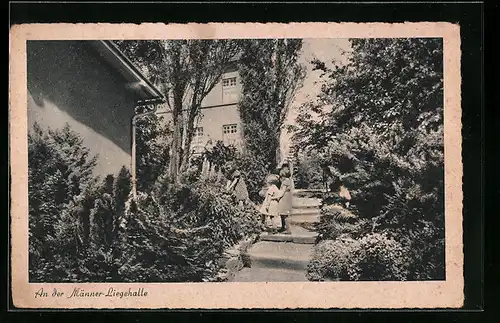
[292,198,322,209]
[291,208,321,216]
[230,267,308,282]
[249,255,309,270]
[293,197,322,204]
[292,203,322,209]
[259,232,317,244]
[294,189,326,194]
[259,223,317,244]
[293,189,326,198]
[247,244,312,271]
[289,214,320,224]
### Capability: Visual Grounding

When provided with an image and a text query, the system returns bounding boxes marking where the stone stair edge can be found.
[291,210,322,216]
[292,205,322,210]
[259,234,317,244]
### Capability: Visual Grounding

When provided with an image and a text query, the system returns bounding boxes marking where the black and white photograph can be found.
[10,22,463,309]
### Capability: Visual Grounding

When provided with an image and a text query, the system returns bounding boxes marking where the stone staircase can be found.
[259,190,322,244]
[230,189,323,282]
[229,241,314,282]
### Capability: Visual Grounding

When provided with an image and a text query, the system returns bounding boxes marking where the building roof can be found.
[89,40,165,104]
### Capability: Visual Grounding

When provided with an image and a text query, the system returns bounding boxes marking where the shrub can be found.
[294,38,445,280]
[135,111,171,192]
[203,141,238,171]
[234,153,268,204]
[307,233,410,281]
[190,141,268,204]
[28,123,135,282]
[294,155,325,189]
[352,233,410,281]
[315,203,368,241]
[307,238,361,281]
[28,123,99,282]
[377,177,445,280]
[118,178,261,282]
[118,191,217,282]
[28,122,260,283]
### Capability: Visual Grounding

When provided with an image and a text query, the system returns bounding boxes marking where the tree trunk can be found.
[275,143,281,169]
[180,125,194,172]
[169,97,183,183]
[269,134,280,171]
[179,101,200,172]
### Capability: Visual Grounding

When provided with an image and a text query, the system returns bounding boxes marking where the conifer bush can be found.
[28,123,100,282]
[28,123,136,282]
[118,177,261,282]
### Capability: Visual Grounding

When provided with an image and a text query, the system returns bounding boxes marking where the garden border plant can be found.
[28,123,264,283]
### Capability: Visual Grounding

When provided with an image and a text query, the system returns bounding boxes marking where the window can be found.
[222,124,238,146]
[194,127,204,137]
[192,127,204,149]
[222,76,239,104]
[223,124,238,134]
[222,77,237,88]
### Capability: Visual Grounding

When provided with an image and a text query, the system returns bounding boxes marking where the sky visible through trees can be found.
[280,38,352,157]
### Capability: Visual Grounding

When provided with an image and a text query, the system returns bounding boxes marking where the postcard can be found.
[9,22,463,309]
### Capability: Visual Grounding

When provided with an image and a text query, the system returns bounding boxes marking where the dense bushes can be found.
[134,108,171,192]
[309,200,411,281]
[293,153,324,189]
[315,204,367,241]
[28,124,261,282]
[307,233,410,281]
[119,177,261,282]
[28,123,100,281]
[297,38,445,281]
[193,140,269,204]
[307,238,360,281]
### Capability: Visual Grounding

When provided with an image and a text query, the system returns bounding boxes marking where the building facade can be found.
[190,60,243,154]
[27,40,164,176]
[188,61,292,168]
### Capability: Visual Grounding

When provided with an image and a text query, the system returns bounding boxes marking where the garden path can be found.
[230,191,322,282]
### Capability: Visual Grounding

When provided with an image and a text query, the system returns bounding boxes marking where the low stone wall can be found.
[215,234,260,282]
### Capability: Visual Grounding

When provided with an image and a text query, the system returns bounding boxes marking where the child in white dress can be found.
[259,174,281,231]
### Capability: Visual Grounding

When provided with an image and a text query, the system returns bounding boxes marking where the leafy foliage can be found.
[114,40,241,181]
[202,140,239,174]
[293,152,325,189]
[29,123,260,282]
[295,38,445,280]
[187,140,269,204]
[307,233,410,281]
[307,238,360,281]
[119,177,261,282]
[28,123,99,281]
[135,108,171,192]
[238,39,306,172]
[315,204,368,241]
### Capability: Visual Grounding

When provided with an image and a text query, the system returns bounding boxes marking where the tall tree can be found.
[114,40,240,183]
[238,39,305,171]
